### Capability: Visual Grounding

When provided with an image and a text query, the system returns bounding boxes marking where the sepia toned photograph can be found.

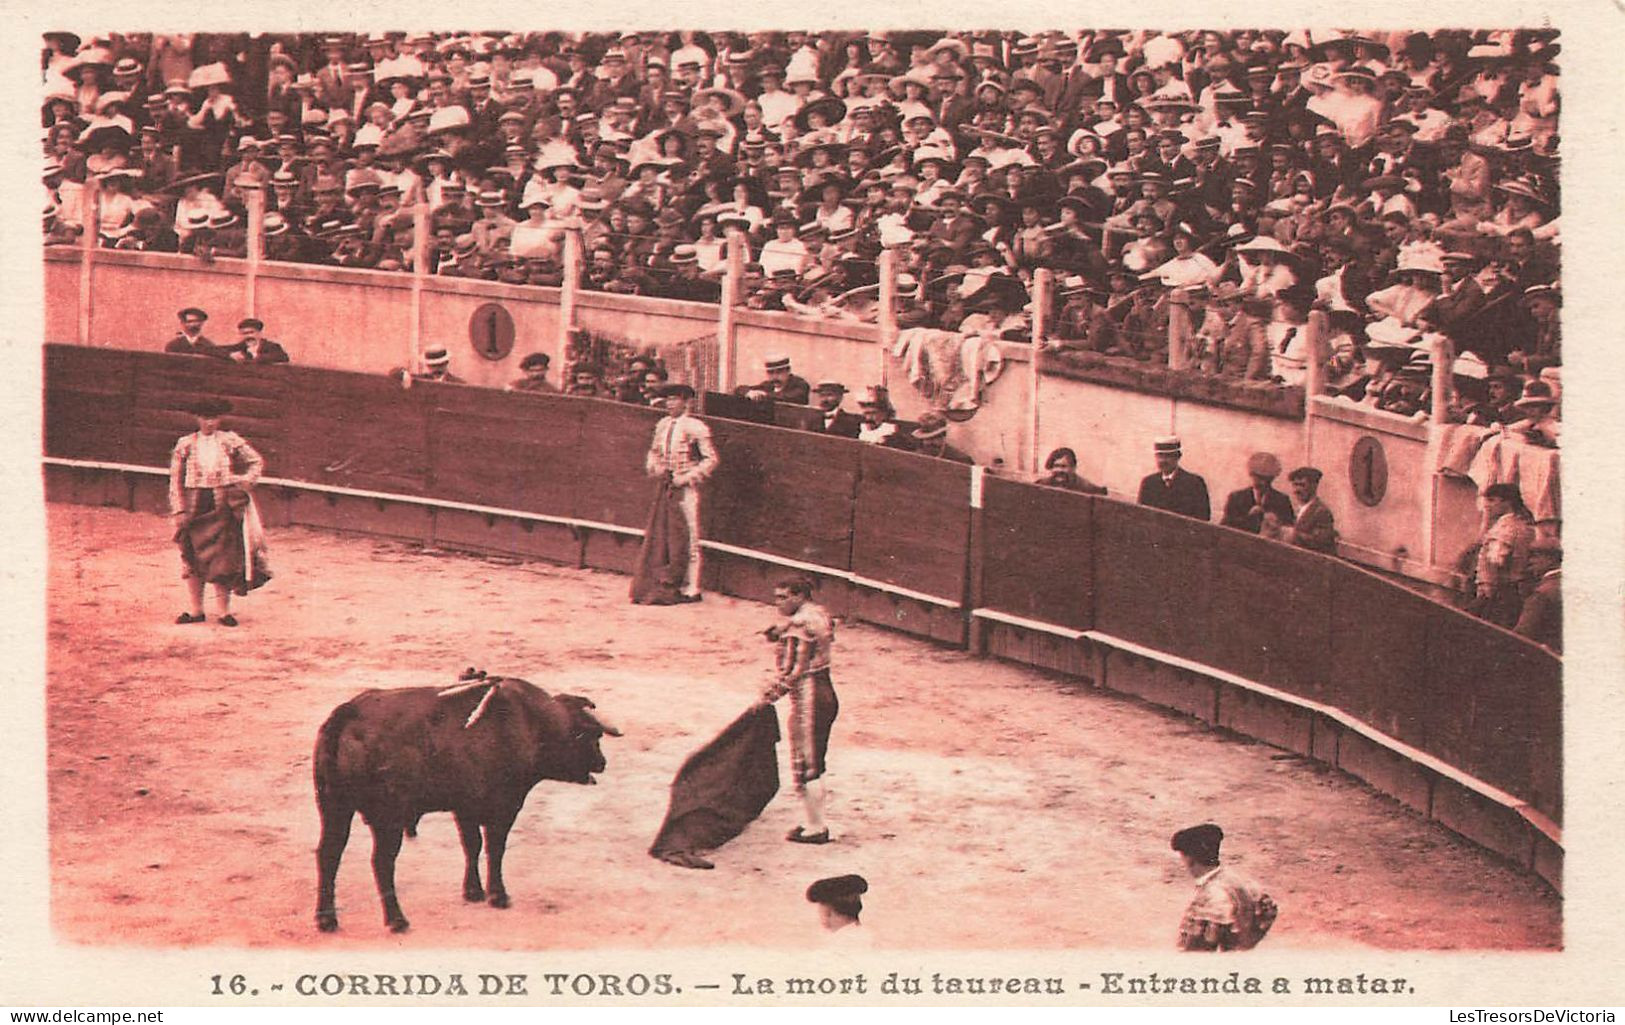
[12,6,1619,1009]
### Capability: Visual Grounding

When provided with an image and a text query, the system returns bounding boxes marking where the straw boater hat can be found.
[188,62,232,89]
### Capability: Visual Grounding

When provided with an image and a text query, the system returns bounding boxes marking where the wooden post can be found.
[1029,268,1052,474]
[78,177,99,346]
[243,182,264,318]
[878,248,899,387]
[717,232,744,393]
[1166,294,1191,371]
[409,203,429,371]
[559,229,582,376]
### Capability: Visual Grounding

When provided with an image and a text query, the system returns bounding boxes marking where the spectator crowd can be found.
[44,28,1559,412]
[49,28,1562,645]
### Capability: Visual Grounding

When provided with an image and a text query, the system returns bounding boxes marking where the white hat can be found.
[423,347,451,366]
[1396,244,1446,275]
[1237,236,1291,255]
[187,63,232,89]
[1451,352,1489,380]
[426,106,472,135]
[1364,317,1422,348]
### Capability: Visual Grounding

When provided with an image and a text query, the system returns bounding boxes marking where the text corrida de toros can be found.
[293,974,677,997]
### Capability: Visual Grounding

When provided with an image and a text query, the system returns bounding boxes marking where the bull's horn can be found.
[583,708,622,737]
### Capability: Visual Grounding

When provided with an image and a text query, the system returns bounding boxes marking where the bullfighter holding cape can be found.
[169,397,271,626]
[650,576,840,869]
[631,384,718,605]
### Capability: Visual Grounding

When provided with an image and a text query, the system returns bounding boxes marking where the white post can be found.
[559,229,582,376]
[1429,331,1454,426]
[1303,310,1329,469]
[78,178,99,346]
[409,203,429,371]
[1029,268,1052,474]
[243,183,264,318]
[878,248,899,387]
[1166,293,1191,371]
[717,232,744,393]
[1424,331,1455,574]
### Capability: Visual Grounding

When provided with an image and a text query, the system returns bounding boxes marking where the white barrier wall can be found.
[40,246,1465,588]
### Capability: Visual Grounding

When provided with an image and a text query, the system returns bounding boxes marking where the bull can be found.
[313,672,620,933]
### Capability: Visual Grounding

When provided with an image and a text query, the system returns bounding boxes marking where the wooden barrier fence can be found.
[42,344,1562,888]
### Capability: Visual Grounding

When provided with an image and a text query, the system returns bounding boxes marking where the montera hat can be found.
[1171,823,1224,864]
[191,397,233,417]
[806,874,869,905]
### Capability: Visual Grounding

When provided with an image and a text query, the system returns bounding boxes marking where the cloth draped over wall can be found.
[891,327,1006,413]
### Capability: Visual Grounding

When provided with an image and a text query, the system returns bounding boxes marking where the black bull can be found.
[313,679,620,933]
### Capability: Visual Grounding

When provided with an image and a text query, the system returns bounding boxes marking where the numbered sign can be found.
[468,303,515,362]
[1349,435,1388,507]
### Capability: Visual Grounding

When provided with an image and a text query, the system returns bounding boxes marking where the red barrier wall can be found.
[704,419,860,572]
[1091,499,1217,664]
[1207,527,1333,694]
[979,477,1094,631]
[281,368,433,497]
[850,444,971,602]
[1325,566,1435,748]
[44,346,134,464]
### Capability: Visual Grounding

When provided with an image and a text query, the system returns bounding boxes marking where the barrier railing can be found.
[42,344,1562,884]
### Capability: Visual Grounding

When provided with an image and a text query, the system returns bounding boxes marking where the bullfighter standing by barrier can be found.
[168,397,271,626]
[632,383,719,605]
[760,577,841,845]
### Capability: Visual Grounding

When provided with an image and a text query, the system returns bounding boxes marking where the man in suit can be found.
[908,411,975,463]
[226,318,291,364]
[1514,541,1562,653]
[1137,436,1210,521]
[811,381,862,438]
[925,189,981,260]
[736,354,812,405]
[1221,452,1295,535]
[164,307,228,358]
[1283,466,1337,553]
[1081,38,1131,107]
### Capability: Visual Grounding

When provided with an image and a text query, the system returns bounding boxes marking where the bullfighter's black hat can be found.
[1171,823,1224,864]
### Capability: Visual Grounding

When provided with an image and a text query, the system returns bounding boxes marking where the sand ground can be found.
[45,504,1560,950]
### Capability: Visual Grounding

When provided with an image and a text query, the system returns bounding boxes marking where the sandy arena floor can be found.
[45,504,1560,950]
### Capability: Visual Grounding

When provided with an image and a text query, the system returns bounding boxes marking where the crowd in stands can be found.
[44,28,1560,423]
[55,28,1562,644]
